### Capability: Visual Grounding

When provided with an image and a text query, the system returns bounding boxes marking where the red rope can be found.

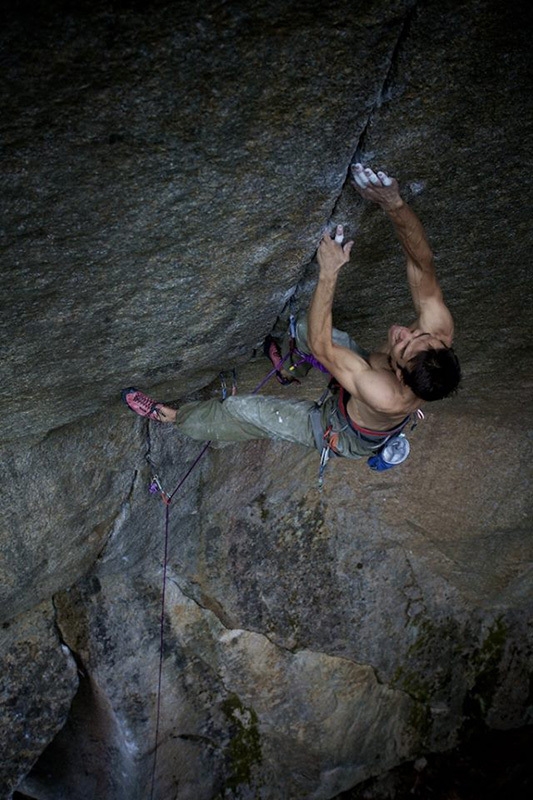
[149,441,212,798]
[148,357,290,797]
[149,500,169,799]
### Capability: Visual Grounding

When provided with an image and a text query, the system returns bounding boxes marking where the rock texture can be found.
[1,0,411,443]
[0,602,78,798]
[1,0,532,798]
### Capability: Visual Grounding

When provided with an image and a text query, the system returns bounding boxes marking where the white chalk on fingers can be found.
[334,232,344,243]
[366,169,381,185]
[351,163,367,187]
[378,171,393,187]
[353,173,369,188]
[365,168,381,185]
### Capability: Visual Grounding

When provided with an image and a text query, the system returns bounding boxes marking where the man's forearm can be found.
[308,227,353,355]
[351,163,441,310]
[307,272,338,356]
[385,201,434,274]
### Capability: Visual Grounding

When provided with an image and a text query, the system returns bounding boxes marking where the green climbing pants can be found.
[174,315,381,459]
[176,394,317,447]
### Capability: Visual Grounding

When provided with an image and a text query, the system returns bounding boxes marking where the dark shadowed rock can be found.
[1,0,413,442]
[0,409,139,623]
[0,602,78,798]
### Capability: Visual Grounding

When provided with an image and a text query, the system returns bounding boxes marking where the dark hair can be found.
[400,347,461,401]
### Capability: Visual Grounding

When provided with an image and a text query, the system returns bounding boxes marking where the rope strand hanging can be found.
[147,354,291,800]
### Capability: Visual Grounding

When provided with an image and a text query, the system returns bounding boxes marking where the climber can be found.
[122,163,460,462]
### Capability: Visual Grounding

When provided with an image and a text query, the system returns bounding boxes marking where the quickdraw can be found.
[219,368,238,400]
[318,425,340,489]
[149,474,170,506]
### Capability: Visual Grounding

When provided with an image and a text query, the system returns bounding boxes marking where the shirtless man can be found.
[307,162,458,434]
[123,164,460,463]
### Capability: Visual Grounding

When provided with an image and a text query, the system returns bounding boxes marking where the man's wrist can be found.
[382,198,405,213]
[317,270,339,287]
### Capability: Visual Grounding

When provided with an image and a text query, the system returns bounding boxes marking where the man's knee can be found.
[295,315,311,353]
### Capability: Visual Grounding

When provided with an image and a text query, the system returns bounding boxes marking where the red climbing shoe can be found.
[263,336,299,386]
[121,387,165,420]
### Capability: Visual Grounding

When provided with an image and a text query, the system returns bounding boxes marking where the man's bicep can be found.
[315,344,371,393]
[406,254,441,310]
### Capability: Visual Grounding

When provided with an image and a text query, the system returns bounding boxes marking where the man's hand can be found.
[351,163,403,211]
[317,224,354,277]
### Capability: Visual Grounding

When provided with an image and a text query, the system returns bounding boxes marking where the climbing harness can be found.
[309,381,424,486]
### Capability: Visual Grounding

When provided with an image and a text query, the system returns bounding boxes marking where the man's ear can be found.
[394,361,406,383]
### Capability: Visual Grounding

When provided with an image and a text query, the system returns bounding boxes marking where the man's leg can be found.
[123,388,317,448]
[267,307,370,380]
[294,314,371,362]
[176,395,317,447]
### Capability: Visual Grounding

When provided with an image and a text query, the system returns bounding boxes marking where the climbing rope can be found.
[148,352,291,799]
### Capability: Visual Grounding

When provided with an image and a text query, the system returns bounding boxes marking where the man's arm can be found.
[306,225,352,363]
[307,226,398,409]
[351,163,454,344]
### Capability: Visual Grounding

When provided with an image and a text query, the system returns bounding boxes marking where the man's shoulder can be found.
[349,361,407,414]
[339,349,420,420]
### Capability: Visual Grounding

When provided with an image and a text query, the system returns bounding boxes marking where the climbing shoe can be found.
[263,336,299,386]
[121,387,165,420]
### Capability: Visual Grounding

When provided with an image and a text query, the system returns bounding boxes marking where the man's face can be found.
[388,325,446,369]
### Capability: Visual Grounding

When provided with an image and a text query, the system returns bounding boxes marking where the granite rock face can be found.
[0,602,78,798]
[1,0,411,443]
[1,0,532,798]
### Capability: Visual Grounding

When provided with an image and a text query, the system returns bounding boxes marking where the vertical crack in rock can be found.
[291,3,419,304]
[401,551,428,628]
[51,594,84,675]
[331,1,420,222]
[114,467,139,531]
[354,2,419,162]
[45,595,141,800]
[94,468,140,564]
[144,419,155,470]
